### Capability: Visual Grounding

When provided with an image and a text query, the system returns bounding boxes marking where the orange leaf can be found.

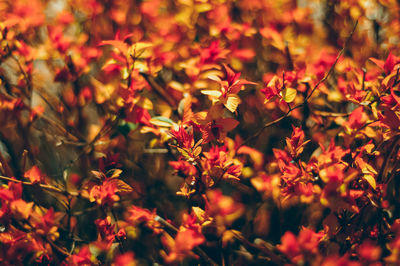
[10,199,33,220]
[24,165,44,184]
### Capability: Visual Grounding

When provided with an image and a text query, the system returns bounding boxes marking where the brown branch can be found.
[8,51,32,99]
[380,135,400,183]
[0,175,78,196]
[312,110,351,117]
[140,72,177,108]
[48,238,71,258]
[232,231,288,264]
[0,151,14,178]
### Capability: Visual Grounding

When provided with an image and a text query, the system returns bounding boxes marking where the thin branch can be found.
[140,72,177,108]
[0,174,78,196]
[380,135,400,183]
[312,110,351,117]
[232,231,288,264]
[0,151,14,178]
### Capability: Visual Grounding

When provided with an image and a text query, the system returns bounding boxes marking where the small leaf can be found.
[281,87,297,103]
[114,180,134,193]
[224,95,241,112]
[136,96,153,110]
[192,207,205,220]
[121,67,129,79]
[361,162,378,175]
[130,42,153,54]
[201,90,222,97]
[149,116,174,127]
[363,174,376,190]
[91,170,106,180]
[222,230,242,248]
[193,146,202,157]
[177,147,191,160]
[107,169,123,179]
[369,57,385,72]
[207,74,222,82]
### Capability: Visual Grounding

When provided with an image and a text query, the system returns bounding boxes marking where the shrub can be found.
[0,0,400,265]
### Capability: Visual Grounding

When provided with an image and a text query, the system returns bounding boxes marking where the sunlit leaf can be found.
[224,95,241,112]
[281,87,297,103]
[363,174,376,190]
[200,90,222,97]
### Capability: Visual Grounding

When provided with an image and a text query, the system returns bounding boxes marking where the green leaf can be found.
[117,122,137,136]
[149,116,174,127]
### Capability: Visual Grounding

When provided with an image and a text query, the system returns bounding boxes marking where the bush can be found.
[0,0,400,265]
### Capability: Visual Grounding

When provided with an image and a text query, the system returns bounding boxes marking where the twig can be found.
[0,151,14,178]
[9,53,31,97]
[0,174,78,196]
[285,42,294,71]
[155,215,179,232]
[111,207,125,253]
[140,72,177,108]
[380,135,400,183]
[232,231,288,264]
[312,110,351,117]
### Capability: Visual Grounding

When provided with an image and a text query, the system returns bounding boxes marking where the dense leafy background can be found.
[0,0,400,265]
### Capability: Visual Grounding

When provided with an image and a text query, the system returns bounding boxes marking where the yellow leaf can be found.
[281,87,297,103]
[195,3,212,12]
[112,179,134,193]
[136,96,153,110]
[91,170,105,180]
[131,42,153,53]
[133,60,149,72]
[222,230,241,247]
[192,206,206,222]
[168,81,185,92]
[207,74,222,82]
[363,174,376,190]
[177,147,191,159]
[10,200,34,220]
[129,42,153,59]
[193,146,202,157]
[327,91,343,102]
[90,77,115,104]
[201,90,222,97]
[361,162,378,175]
[224,95,241,112]
[121,67,129,79]
[107,169,123,179]
[364,143,375,154]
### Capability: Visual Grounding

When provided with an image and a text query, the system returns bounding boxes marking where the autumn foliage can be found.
[1,0,400,265]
